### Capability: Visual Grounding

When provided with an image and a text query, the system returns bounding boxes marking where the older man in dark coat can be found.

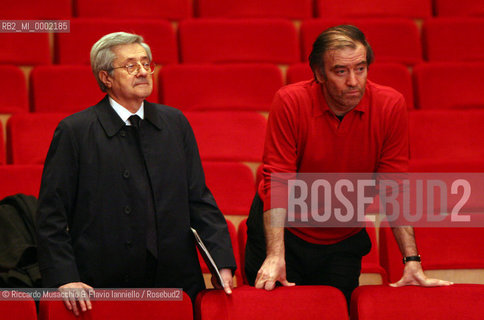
[36,32,236,316]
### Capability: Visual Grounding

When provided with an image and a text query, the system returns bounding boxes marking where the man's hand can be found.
[254,254,295,291]
[58,282,94,316]
[390,261,453,287]
[211,268,234,294]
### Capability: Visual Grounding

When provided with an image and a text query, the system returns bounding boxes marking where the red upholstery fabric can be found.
[39,291,193,320]
[237,218,248,284]
[184,111,266,162]
[196,0,313,19]
[423,18,484,62]
[30,65,158,112]
[316,0,431,19]
[435,0,484,17]
[286,63,314,84]
[286,62,413,108]
[300,19,422,66]
[76,0,192,20]
[368,63,414,109]
[0,33,51,65]
[361,219,387,283]
[351,284,484,320]
[1,0,71,19]
[0,294,37,320]
[0,122,4,165]
[409,110,484,161]
[203,162,255,216]
[56,19,177,65]
[195,285,349,320]
[413,62,484,110]
[7,113,69,164]
[159,64,283,111]
[0,165,43,199]
[0,65,28,114]
[31,65,104,113]
[379,220,484,283]
[179,19,299,64]
[197,219,243,286]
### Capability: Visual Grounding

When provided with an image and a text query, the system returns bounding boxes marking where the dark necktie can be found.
[129,115,141,129]
[128,114,158,259]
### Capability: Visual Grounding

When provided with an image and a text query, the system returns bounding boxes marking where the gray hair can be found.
[90,32,152,92]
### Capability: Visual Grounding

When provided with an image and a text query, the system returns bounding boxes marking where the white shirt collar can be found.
[109,97,144,126]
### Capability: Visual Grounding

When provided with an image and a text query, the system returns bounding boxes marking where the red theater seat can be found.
[39,291,193,320]
[196,0,313,19]
[237,218,248,284]
[301,19,422,66]
[351,285,484,320]
[0,165,43,199]
[361,219,388,284]
[316,0,431,19]
[1,0,71,19]
[179,19,299,64]
[286,62,414,108]
[435,0,484,17]
[0,65,28,114]
[56,19,177,65]
[76,0,192,20]
[184,111,266,162]
[195,285,349,320]
[30,65,104,113]
[413,62,484,110]
[0,122,4,165]
[7,113,68,164]
[0,33,51,65]
[197,219,243,287]
[409,110,484,161]
[160,64,283,111]
[203,162,255,216]
[369,63,414,109]
[379,219,484,284]
[286,63,313,83]
[423,18,484,62]
[0,294,37,320]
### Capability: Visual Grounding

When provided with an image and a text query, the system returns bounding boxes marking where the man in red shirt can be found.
[245,25,451,304]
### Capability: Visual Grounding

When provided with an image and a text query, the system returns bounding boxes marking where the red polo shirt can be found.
[258,79,409,244]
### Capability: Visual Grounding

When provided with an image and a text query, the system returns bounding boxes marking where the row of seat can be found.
[2,17,484,66]
[3,0,483,20]
[3,284,484,320]
[2,109,484,165]
[3,61,484,114]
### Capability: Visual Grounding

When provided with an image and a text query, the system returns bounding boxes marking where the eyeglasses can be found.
[111,61,156,75]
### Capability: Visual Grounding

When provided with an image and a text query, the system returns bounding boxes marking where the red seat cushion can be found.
[316,0,432,19]
[160,64,282,111]
[179,19,299,64]
[197,0,313,19]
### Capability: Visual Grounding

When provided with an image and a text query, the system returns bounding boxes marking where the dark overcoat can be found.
[36,96,236,300]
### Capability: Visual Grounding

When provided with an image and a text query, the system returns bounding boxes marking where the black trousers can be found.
[245,193,371,306]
